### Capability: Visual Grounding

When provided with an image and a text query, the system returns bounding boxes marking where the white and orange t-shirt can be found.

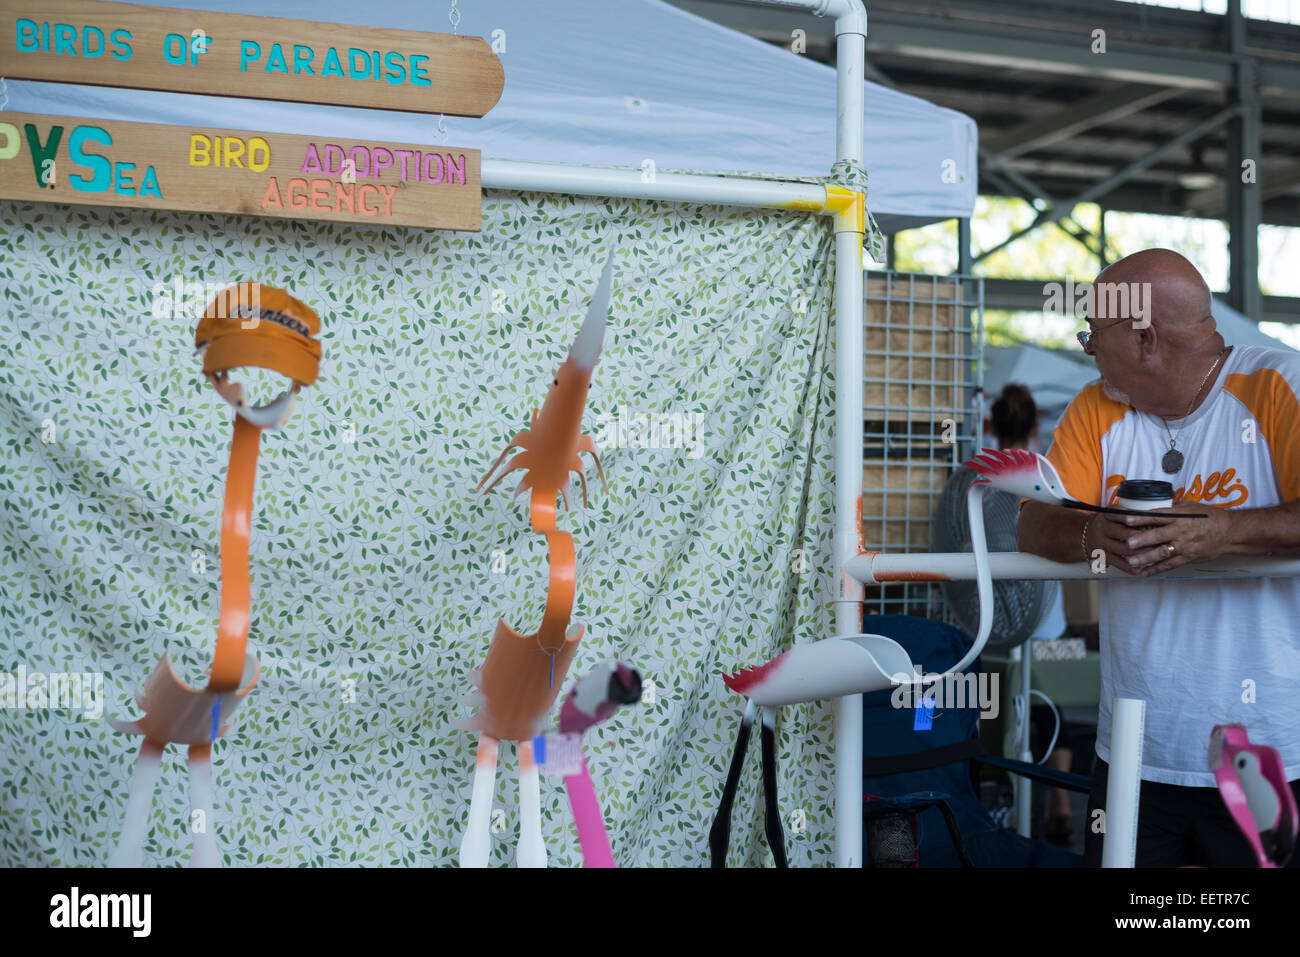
[1044,345,1300,786]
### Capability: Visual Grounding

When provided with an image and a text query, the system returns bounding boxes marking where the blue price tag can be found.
[914,698,935,731]
[532,734,546,765]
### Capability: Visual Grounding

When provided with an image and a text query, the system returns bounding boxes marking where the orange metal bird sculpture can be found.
[107,285,321,868]
[459,255,613,868]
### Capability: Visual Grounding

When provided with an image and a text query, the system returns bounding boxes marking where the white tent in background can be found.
[985,297,1297,443]
[983,343,1095,435]
[1211,297,1298,353]
[4,0,976,233]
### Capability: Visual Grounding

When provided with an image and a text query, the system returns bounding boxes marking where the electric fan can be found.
[930,464,1058,651]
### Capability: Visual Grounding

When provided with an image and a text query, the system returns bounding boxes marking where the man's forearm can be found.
[1017,501,1092,563]
[1226,500,1300,556]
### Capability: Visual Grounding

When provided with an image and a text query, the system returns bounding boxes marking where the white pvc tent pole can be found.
[1103,697,1146,868]
[847,550,1300,583]
[481,160,827,210]
[823,0,869,871]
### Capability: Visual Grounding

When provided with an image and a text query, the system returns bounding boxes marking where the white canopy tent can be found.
[3,0,976,233]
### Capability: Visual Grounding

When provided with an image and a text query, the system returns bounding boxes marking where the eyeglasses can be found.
[1076,316,1132,350]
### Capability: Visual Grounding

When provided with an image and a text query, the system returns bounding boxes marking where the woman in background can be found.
[992,384,1073,842]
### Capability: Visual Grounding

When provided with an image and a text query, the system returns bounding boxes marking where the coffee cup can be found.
[1116,479,1174,529]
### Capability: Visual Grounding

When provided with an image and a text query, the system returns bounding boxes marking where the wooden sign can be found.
[0,0,504,116]
[0,112,482,231]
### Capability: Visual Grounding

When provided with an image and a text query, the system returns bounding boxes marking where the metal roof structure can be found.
[669,0,1300,324]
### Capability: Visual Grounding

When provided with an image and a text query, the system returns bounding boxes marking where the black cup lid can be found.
[1116,479,1174,500]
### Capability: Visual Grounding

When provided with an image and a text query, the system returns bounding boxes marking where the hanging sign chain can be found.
[434,0,461,141]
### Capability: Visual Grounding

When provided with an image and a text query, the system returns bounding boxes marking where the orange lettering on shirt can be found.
[1217,467,1248,507]
[1109,469,1250,508]
[1105,474,1125,506]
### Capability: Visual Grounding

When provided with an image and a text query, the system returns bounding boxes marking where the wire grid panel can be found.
[861,271,984,620]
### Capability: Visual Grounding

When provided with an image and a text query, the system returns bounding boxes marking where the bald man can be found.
[1018,248,1300,867]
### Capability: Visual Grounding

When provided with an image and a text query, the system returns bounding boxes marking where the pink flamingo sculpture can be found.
[1209,724,1298,867]
[539,661,642,868]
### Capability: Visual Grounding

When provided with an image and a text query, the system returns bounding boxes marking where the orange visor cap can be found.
[195,284,323,388]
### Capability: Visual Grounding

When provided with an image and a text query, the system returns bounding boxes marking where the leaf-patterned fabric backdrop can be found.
[0,188,839,866]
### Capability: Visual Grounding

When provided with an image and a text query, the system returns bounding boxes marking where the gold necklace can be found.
[1161,346,1229,474]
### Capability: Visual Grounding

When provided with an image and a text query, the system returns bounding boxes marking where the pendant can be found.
[1162,448,1184,474]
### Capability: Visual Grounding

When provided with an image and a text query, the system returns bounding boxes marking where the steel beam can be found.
[1261,162,1300,202]
[978,148,1110,259]
[1226,0,1263,321]
[668,1,1251,89]
[977,163,1104,258]
[862,18,1233,90]
[979,147,1054,204]
[974,105,1241,264]
[1185,159,1300,217]
[669,0,1300,99]
[983,85,1183,159]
